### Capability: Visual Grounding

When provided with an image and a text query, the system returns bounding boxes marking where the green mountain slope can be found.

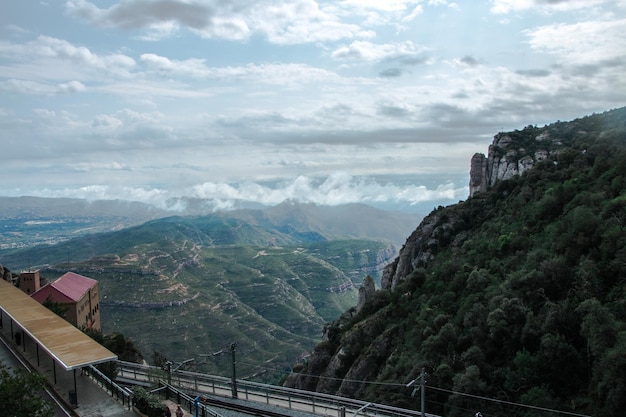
[1,209,397,384]
[284,107,626,417]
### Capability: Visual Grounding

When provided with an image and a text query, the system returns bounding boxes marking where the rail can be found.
[153,383,225,417]
[86,364,133,409]
[116,360,438,417]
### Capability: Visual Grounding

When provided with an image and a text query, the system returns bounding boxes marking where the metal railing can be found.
[86,364,133,409]
[152,383,225,417]
[116,360,437,417]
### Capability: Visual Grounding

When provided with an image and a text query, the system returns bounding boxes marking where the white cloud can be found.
[92,114,123,129]
[66,0,361,44]
[6,172,466,213]
[32,108,56,119]
[188,172,466,208]
[0,36,135,82]
[403,5,424,22]
[331,40,424,62]
[525,19,626,64]
[490,0,609,14]
[141,53,339,85]
[58,80,86,93]
[34,36,135,72]
[339,0,418,12]
[0,79,85,95]
[140,53,211,78]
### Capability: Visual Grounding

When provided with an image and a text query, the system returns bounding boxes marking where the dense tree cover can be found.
[82,328,144,379]
[0,362,54,417]
[296,108,626,417]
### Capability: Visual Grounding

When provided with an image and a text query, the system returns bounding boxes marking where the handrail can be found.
[155,381,225,417]
[116,360,437,417]
[86,364,133,409]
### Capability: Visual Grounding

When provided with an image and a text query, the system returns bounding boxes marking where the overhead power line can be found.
[426,386,591,417]
[235,360,591,417]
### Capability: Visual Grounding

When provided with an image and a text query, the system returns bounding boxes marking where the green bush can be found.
[132,386,164,417]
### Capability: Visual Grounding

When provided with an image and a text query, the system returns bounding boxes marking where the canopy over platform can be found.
[0,278,116,370]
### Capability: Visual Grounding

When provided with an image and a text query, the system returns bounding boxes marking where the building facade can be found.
[29,271,101,331]
[19,270,40,294]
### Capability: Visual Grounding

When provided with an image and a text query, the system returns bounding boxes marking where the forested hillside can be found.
[284,107,626,417]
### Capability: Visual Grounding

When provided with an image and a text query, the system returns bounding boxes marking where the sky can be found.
[1,0,625,214]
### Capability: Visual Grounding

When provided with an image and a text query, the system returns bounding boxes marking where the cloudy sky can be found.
[1,0,624,213]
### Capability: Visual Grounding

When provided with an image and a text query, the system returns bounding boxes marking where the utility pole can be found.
[406,367,427,417]
[420,367,426,417]
[202,343,238,399]
[230,342,238,399]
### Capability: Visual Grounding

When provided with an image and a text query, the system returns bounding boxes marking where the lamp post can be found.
[229,343,238,399]
[406,367,427,417]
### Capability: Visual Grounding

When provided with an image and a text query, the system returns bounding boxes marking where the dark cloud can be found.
[569,56,625,77]
[108,0,214,30]
[332,47,364,60]
[394,55,429,66]
[516,69,551,77]
[570,64,602,77]
[67,0,215,30]
[451,90,469,99]
[460,55,479,66]
[315,104,358,120]
[379,68,402,78]
[536,0,569,4]
[420,103,507,131]
[216,112,297,129]
[377,104,411,118]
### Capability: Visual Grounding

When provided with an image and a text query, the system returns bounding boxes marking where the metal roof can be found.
[0,278,116,370]
[31,271,97,304]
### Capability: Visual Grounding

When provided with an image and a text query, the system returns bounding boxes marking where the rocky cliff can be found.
[469,130,557,197]
[380,126,563,290]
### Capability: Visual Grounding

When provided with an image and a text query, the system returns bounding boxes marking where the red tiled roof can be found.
[32,272,97,304]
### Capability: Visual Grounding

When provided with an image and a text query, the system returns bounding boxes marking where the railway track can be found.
[201,396,309,417]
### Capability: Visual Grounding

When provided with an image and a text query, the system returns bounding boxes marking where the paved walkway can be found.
[0,323,138,417]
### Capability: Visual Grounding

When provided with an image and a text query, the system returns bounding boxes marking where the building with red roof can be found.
[30,271,101,331]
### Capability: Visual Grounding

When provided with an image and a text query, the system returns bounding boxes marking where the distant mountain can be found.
[284,107,626,416]
[0,197,418,251]
[227,201,418,245]
[0,202,405,384]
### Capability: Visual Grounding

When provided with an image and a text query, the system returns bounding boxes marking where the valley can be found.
[0,202,405,384]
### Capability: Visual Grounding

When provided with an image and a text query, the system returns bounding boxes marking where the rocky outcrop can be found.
[469,131,553,197]
[381,212,457,289]
[0,264,14,283]
[356,275,376,312]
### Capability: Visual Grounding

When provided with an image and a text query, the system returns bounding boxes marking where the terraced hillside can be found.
[1,205,400,383]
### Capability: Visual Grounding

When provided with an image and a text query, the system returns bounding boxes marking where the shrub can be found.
[132,386,165,417]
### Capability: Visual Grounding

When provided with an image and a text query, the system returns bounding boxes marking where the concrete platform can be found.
[0,322,137,417]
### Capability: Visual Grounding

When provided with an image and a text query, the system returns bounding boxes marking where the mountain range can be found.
[0,197,418,250]
[0,200,416,382]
